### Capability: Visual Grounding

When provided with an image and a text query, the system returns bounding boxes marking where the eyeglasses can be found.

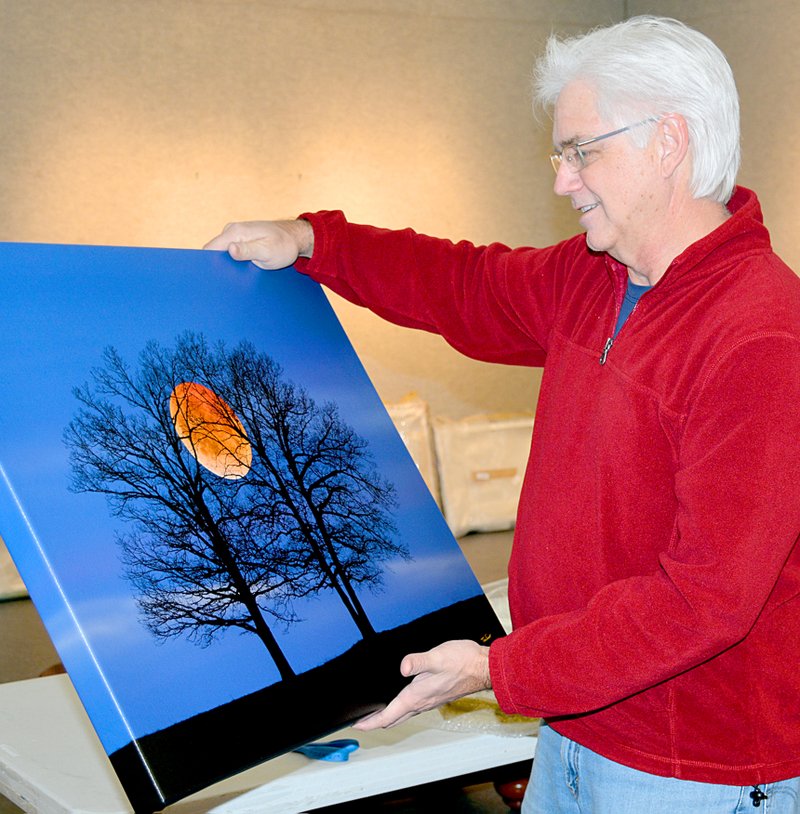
[549,119,654,174]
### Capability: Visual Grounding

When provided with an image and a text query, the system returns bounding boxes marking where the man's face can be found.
[552,81,661,272]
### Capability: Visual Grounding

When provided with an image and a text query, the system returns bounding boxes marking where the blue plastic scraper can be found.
[293,738,360,762]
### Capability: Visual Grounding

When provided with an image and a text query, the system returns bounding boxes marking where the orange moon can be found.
[169,382,252,479]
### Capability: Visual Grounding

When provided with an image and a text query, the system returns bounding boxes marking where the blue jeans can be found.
[522,724,800,813]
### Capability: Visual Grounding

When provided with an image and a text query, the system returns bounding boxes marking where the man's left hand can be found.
[353,639,492,730]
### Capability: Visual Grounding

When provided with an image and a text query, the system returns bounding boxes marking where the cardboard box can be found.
[385,394,441,507]
[434,414,534,537]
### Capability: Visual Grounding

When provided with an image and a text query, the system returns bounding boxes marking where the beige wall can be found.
[4,1,793,420]
[0,0,621,419]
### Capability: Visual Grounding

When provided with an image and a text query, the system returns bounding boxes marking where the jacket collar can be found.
[604,186,771,305]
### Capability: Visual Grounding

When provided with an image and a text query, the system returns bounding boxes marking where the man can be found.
[205,16,800,812]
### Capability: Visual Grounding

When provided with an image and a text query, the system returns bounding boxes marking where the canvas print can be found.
[0,242,505,813]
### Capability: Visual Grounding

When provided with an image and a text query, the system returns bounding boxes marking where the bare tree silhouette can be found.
[220,343,406,638]
[64,333,405,677]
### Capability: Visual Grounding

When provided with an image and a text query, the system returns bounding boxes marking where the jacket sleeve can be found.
[296,209,581,368]
[490,331,800,717]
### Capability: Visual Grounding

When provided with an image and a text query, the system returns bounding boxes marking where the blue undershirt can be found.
[613,279,651,337]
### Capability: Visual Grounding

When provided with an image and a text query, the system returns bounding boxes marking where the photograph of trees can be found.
[0,243,504,812]
[65,332,408,680]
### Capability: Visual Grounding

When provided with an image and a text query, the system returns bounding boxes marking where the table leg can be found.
[493,760,532,811]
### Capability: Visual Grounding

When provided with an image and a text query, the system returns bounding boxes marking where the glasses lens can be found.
[563,145,583,172]
[550,145,584,174]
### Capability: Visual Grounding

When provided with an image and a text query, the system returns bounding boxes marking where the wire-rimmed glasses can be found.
[550,119,655,174]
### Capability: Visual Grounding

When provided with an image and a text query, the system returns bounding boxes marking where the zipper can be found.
[600,253,674,365]
[599,337,613,365]
[598,289,648,365]
[600,271,627,365]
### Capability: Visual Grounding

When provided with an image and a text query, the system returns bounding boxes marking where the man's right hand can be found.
[203,219,314,269]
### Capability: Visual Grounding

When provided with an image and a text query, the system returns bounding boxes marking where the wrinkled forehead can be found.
[552,80,607,146]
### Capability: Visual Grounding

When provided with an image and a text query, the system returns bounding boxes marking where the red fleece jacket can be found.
[298,187,800,784]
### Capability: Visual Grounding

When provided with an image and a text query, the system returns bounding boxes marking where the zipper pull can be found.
[599,337,614,365]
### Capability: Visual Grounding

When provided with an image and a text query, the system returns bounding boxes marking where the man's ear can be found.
[657,114,690,178]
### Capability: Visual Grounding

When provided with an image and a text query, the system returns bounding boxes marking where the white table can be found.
[0,674,536,813]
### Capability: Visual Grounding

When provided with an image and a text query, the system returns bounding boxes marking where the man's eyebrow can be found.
[555,135,580,149]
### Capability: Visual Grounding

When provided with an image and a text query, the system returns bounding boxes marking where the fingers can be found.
[203,219,313,270]
[351,654,435,731]
[352,708,394,731]
[201,235,231,251]
[353,707,416,731]
[202,223,241,251]
[203,223,266,255]
[226,239,260,263]
[352,693,420,731]
[400,651,427,677]
[352,642,493,731]
[204,229,282,269]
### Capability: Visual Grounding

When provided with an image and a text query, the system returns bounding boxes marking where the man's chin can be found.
[584,231,606,253]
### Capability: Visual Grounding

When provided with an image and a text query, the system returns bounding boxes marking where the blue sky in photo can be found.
[0,243,482,755]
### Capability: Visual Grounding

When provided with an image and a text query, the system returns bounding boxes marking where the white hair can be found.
[534,16,740,204]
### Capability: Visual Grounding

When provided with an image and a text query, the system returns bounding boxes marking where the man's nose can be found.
[553,163,583,197]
